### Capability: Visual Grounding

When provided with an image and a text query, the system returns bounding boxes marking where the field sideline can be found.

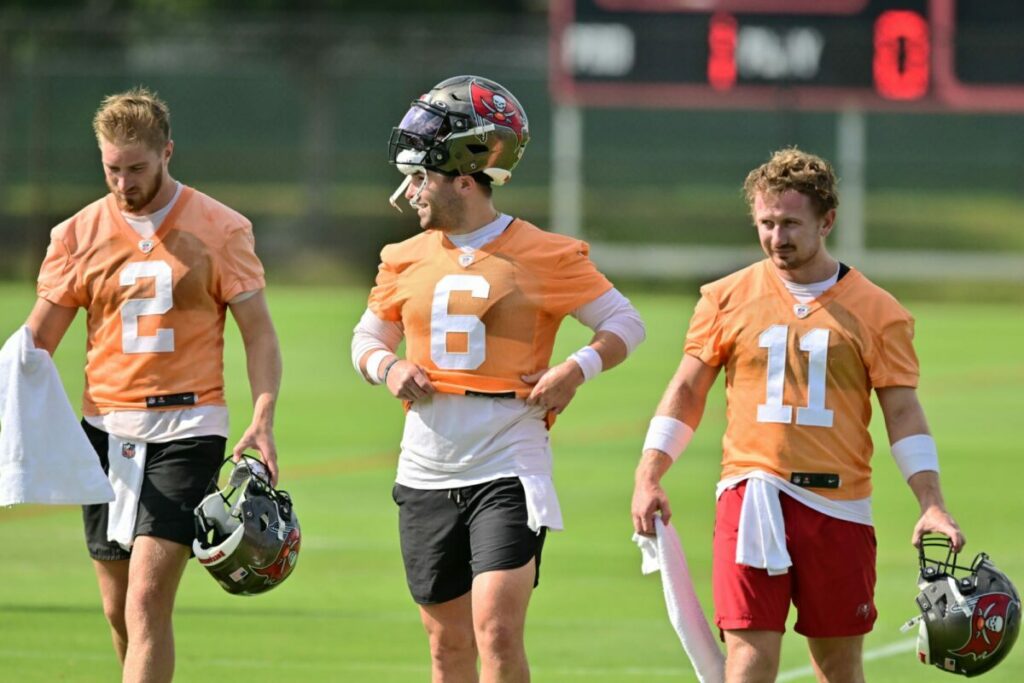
[0,282,1021,682]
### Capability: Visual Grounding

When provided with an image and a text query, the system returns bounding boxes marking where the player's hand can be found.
[232,423,279,487]
[912,506,965,552]
[386,360,436,402]
[522,361,585,415]
[632,480,672,536]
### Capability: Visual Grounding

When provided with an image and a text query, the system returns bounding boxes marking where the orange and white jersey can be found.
[368,218,613,399]
[685,260,918,500]
[37,186,265,416]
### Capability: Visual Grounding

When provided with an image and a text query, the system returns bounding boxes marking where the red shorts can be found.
[712,481,877,638]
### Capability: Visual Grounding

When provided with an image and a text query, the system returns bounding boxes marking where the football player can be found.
[25,87,281,683]
[631,147,964,683]
[352,75,645,681]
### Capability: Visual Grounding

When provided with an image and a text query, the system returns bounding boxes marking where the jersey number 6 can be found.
[431,274,489,370]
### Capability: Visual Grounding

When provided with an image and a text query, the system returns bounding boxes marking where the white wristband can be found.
[364,349,392,385]
[891,434,939,481]
[568,345,603,383]
[643,416,694,462]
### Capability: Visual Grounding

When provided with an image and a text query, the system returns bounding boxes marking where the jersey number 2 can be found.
[120,261,175,354]
[431,274,489,370]
[757,324,834,428]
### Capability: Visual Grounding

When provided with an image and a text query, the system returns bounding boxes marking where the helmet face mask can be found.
[387,75,530,209]
[193,457,300,596]
[907,535,1020,677]
[389,104,450,173]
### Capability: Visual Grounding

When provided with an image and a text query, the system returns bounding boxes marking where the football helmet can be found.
[193,456,300,596]
[904,535,1020,677]
[387,75,530,208]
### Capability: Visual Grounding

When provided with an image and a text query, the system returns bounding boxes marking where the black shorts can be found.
[393,477,547,605]
[81,420,225,561]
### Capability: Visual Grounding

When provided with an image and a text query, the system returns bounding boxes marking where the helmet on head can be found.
[904,535,1020,677]
[193,456,300,596]
[386,75,529,207]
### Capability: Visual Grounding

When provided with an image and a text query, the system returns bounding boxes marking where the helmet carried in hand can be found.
[193,456,300,596]
[905,535,1020,677]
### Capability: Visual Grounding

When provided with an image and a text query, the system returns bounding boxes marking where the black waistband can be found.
[145,392,197,408]
[464,389,516,399]
[790,472,840,489]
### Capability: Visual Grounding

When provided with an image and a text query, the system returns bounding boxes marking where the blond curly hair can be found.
[743,147,839,217]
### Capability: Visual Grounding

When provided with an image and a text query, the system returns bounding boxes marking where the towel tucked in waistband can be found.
[106,436,147,550]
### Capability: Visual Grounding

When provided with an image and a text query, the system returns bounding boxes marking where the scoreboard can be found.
[551,0,1024,111]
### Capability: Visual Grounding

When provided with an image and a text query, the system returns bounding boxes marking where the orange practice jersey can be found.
[37,186,265,416]
[685,260,919,499]
[368,219,612,399]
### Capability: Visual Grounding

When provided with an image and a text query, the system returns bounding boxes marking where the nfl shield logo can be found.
[121,442,137,459]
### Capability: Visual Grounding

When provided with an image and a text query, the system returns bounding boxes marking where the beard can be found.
[112,167,164,213]
[771,249,801,269]
[418,190,463,231]
[765,239,817,271]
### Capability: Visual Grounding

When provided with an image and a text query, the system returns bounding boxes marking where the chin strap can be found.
[389,166,429,213]
[901,614,923,633]
[388,175,412,212]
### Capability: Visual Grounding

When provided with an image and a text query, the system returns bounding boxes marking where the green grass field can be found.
[1,281,1022,682]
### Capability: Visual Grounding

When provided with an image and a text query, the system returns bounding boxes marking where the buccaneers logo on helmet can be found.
[253,527,301,585]
[471,81,525,142]
[952,593,1019,659]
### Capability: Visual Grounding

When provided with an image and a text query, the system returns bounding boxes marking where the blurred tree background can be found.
[0,1,1020,294]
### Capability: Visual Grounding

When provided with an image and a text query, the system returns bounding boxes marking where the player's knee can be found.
[429,637,477,668]
[725,633,781,683]
[475,618,524,660]
[124,581,173,628]
[427,623,476,664]
[812,649,864,683]
[101,600,127,635]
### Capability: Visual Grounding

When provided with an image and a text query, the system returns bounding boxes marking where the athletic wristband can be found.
[568,345,603,382]
[642,416,694,462]
[381,357,401,385]
[890,434,940,481]
[365,350,392,385]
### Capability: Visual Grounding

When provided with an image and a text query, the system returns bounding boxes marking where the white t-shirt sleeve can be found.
[228,289,260,305]
[351,308,404,376]
[571,288,646,354]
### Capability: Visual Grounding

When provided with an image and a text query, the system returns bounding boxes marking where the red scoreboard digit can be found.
[873,10,930,101]
[551,0,1024,111]
[707,12,738,92]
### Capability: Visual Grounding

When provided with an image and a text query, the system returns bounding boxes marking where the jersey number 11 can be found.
[757,324,834,428]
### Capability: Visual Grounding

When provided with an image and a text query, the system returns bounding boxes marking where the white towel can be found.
[633,517,726,683]
[0,326,114,506]
[519,473,564,533]
[106,436,147,550]
[734,475,791,576]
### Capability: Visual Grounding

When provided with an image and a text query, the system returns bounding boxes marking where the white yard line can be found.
[776,638,917,681]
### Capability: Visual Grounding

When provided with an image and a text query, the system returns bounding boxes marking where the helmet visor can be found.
[397,104,446,141]
[388,102,453,171]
